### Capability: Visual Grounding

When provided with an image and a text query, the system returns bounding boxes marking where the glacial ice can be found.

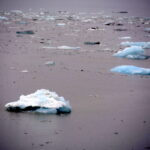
[113,46,148,59]
[121,41,150,49]
[5,89,71,114]
[111,65,150,75]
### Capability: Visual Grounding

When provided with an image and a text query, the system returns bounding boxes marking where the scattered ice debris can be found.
[119,36,131,40]
[113,46,149,60]
[121,41,150,49]
[21,70,29,73]
[5,89,71,114]
[57,46,80,50]
[84,41,100,45]
[57,23,66,26]
[16,30,35,35]
[45,61,55,66]
[0,16,8,20]
[111,65,150,75]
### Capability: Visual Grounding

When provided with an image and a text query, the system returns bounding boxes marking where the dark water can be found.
[0,0,150,17]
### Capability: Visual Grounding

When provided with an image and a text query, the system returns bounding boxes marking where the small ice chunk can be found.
[111,65,150,75]
[45,61,55,66]
[121,41,150,49]
[119,36,131,40]
[0,16,8,20]
[57,23,66,26]
[113,46,147,59]
[5,89,71,114]
[57,46,80,50]
[21,70,29,73]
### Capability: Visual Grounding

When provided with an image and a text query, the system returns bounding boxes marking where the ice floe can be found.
[121,41,150,49]
[111,65,150,75]
[113,46,149,59]
[5,89,71,114]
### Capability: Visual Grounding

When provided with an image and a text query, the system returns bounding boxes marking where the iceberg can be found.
[121,41,150,49]
[5,89,71,114]
[111,65,150,75]
[113,46,148,59]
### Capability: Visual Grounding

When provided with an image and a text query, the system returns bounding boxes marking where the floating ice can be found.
[57,23,66,26]
[21,70,29,73]
[57,46,80,50]
[45,61,55,66]
[0,16,8,20]
[111,65,150,75]
[5,89,71,114]
[119,36,131,40]
[113,46,148,59]
[121,41,150,49]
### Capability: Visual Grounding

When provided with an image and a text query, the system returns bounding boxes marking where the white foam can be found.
[5,89,71,114]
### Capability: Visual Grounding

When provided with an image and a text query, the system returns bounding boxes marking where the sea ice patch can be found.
[111,65,150,75]
[5,89,72,114]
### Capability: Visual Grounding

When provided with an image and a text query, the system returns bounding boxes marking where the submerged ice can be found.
[113,46,148,60]
[111,65,150,75]
[5,89,71,114]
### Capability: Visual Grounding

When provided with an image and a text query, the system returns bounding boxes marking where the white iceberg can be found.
[111,65,150,75]
[121,41,150,49]
[113,46,148,59]
[5,89,71,114]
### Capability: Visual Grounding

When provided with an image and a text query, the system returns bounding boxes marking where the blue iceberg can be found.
[113,46,149,60]
[5,89,72,114]
[111,65,150,75]
[121,42,150,49]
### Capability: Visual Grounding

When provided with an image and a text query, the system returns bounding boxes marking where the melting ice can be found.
[5,89,71,114]
[111,65,150,75]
